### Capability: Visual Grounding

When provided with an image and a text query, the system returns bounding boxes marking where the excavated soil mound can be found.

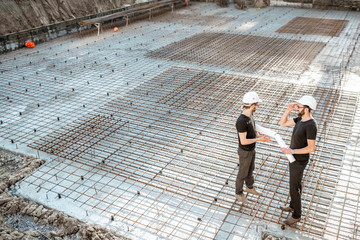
[0,0,134,36]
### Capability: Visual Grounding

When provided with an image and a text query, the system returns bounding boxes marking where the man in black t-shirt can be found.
[279,95,318,226]
[235,92,270,204]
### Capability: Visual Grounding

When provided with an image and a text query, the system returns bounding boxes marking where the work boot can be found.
[280,205,294,212]
[246,186,262,196]
[235,194,248,204]
[284,215,300,225]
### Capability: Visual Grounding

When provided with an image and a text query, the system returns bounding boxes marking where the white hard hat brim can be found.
[296,99,316,110]
[243,99,262,105]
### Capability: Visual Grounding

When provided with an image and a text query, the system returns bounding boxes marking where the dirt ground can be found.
[0,147,129,240]
[0,0,131,36]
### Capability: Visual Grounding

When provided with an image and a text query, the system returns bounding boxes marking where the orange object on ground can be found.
[114,27,119,32]
[25,42,35,48]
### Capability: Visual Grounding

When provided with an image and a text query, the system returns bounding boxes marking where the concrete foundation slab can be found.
[1,3,360,240]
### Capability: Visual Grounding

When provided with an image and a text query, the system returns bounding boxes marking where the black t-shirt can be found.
[236,114,256,151]
[290,117,317,161]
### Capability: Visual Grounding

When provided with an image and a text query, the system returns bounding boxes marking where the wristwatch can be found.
[290,149,295,154]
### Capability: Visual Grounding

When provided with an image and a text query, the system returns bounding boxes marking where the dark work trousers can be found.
[235,148,255,195]
[289,160,308,219]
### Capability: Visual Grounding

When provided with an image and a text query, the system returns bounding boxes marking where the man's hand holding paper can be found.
[255,124,295,163]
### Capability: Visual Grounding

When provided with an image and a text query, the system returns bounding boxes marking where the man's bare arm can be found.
[279,104,296,127]
[239,132,270,145]
[281,139,316,154]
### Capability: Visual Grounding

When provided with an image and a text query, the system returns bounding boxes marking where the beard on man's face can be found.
[297,109,305,117]
[252,105,257,112]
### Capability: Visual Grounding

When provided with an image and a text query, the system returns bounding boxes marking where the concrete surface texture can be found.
[0,2,360,240]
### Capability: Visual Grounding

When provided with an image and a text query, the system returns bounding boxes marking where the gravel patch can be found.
[5,214,56,240]
[262,232,289,240]
[0,148,25,182]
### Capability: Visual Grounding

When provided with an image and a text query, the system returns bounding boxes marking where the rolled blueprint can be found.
[254,124,277,138]
[255,124,296,163]
[274,135,295,163]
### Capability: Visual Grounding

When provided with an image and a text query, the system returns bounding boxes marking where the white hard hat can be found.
[243,91,262,106]
[297,95,317,110]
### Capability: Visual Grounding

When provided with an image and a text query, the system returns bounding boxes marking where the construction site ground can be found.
[0,2,360,240]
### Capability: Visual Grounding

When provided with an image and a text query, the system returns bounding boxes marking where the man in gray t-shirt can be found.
[278,96,318,226]
[235,92,270,204]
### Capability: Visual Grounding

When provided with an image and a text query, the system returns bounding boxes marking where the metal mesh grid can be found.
[0,4,359,240]
[146,33,326,75]
[150,12,236,26]
[276,17,348,37]
[25,67,358,239]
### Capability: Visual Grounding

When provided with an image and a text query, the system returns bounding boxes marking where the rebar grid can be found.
[0,4,358,240]
[150,12,236,26]
[322,109,360,240]
[276,17,348,37]
[146,33,326,75]
[24,67,358,239]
